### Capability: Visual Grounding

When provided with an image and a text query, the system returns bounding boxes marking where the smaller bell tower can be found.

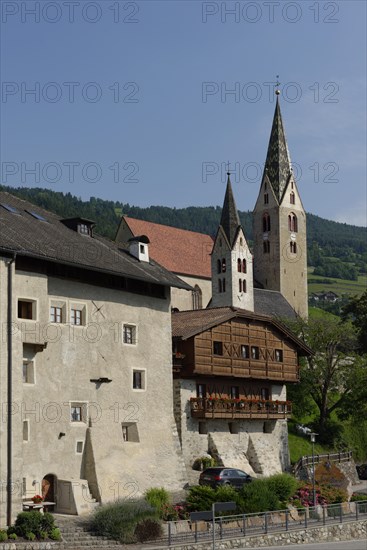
[210,173,254,311]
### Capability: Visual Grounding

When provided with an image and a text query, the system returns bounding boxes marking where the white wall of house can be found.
[0,259,187,524]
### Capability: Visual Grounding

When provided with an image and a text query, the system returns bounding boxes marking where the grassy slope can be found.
[307,268,367,297]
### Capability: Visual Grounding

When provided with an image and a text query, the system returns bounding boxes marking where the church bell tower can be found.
[210,173,254,311]
[253,92,308,318]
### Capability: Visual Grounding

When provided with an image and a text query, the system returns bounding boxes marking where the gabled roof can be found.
[171,306,312,355]
[218,175,242,248]
[263,98,293,202]
[0,192,191,290]
[120,216,214,278]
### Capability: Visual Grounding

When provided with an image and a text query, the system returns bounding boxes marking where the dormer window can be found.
[61,217,95,236]
[79,223,90,235]
[128,235,150,262]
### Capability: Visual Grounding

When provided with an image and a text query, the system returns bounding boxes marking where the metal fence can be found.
[293,450,353,475]
[162,500,367,546]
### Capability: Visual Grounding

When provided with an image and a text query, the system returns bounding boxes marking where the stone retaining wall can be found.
[151,520,366,550]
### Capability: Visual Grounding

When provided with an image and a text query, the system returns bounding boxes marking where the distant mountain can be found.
[1,185,366,273]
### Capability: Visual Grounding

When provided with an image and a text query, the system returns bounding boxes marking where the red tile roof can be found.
[123,217,213,278]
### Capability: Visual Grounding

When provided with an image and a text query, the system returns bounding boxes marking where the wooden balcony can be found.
[190,397,292,420]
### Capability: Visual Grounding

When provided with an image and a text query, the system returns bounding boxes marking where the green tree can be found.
[286,317,367,440]
[342,290,367,353]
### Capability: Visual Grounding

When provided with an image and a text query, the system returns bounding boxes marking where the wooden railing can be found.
[190,397,292,419]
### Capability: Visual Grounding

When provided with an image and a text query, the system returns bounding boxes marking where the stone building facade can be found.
[0,193,190,525]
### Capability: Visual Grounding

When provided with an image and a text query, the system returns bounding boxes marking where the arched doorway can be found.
[42,474,57,503]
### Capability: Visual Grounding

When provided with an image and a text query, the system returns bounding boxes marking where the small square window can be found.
[70,403,87,423]
[275,349,283,362]
[18,300,36,320]
[71,309,82,326]
[251,346,259,360]
[76,441,84,454]
[123,324,137,345]
[23,360,35,384]
[133,370,145,390]
[50,306,62,323]
[121,422,139,442]
[213,341,223,356]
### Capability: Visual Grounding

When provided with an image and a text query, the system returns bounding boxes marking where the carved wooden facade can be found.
[172,309,311,421]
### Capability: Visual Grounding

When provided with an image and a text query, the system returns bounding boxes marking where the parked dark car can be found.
[199,468,252,488]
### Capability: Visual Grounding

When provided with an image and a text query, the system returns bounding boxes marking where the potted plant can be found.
[31,495,43,504]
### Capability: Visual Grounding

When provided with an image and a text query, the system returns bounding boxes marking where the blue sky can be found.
[1,0,366,226]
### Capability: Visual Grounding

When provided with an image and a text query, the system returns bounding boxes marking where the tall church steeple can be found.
[253,96,308,318]
[264,96,292,202]
[219,174,241,247]
[210,174,254,311]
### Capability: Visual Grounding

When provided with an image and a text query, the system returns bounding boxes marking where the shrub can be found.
[186,485,216,512]
[0,530,7,542]
[90,499,157,544]
[145,488,169,518]
[266,474,298,503]
[40,512,56,533]
[26,532,36,541]
[14,510,56,538]
[239,480,280,514]
[319,485,348,504]
[291,483,347,507]
[161,503,189,521]
[49,527,62,541]
[8,533,17,540]
[40,530,48,540]
[14,511,42,537]
[351,493,367,502]
[134,518,162,542]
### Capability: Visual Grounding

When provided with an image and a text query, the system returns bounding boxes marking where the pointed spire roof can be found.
[263,97,292,201]
[219,174,241,247]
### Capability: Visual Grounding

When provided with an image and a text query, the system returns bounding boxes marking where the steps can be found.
[55,515,122,550]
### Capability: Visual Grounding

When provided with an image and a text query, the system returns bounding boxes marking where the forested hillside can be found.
[1,185,366,279]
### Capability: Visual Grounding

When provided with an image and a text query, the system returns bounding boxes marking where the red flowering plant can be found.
[31,494,43,503]
[161,503,189,521]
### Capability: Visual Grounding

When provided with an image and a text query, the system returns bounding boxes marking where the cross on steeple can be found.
[275,75,281,96]
[226,161,232,176]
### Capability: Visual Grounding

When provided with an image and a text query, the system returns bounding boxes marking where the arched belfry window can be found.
[239,279,242,293]
[290,191,295,204]
[242,259,247,273]
[290,242,297,254]
[218,279,222,293]
[217,259,221,274]
[237,258,241,272]
[263,241,270,254]
[243,279,247,293]
[288,213,298,232]
[222,258,226,272]
[192,285,202,310]
[263,213,270,232]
